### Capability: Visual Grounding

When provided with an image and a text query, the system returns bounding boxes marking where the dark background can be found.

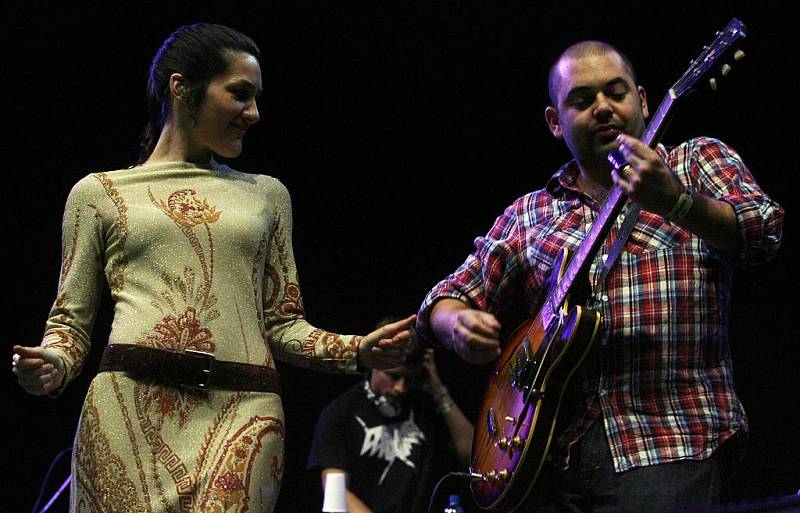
[5,1,798,512]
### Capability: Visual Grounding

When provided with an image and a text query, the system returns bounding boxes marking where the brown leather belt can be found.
[99,344,281,394]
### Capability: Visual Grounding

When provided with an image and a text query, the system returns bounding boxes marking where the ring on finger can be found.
[621,164,634,179]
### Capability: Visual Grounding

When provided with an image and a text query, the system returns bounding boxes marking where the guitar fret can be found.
[550,186,625,313]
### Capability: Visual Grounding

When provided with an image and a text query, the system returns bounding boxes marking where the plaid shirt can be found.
[417,137,783,472]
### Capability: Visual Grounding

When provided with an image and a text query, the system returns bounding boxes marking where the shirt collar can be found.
[545,144,669,200]
[546,160,582,198]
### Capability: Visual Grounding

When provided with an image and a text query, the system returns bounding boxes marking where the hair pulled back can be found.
[138,23,260,163]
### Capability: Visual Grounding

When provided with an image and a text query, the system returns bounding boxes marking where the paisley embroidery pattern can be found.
[75,386,145,513]
[149,189,220,322]
[200,416,285,513]
[156,189,222,228]
[146,306,216,353]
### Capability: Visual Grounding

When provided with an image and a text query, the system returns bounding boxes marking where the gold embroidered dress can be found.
[42,161,361,513]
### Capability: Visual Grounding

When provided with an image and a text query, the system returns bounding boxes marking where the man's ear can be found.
[544,106,563,139]
[637,85,649,120]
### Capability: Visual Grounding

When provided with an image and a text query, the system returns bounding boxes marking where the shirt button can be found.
[601,294,609,302]
[601,254,608,262]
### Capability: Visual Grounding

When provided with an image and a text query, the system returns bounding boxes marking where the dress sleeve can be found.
[262,181,360,374]
[416,200,524,345]
[41,175,105,392]
[683,138,784,266]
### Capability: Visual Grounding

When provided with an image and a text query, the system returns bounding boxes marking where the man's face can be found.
[545,51,648,169]
[369,366,417,405]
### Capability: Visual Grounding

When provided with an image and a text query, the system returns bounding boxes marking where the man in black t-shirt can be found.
[307,321,473,513]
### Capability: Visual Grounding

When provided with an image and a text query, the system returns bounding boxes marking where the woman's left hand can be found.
[358,314,416,369]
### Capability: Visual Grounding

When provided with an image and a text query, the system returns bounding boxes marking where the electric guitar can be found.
[469,18,748,512]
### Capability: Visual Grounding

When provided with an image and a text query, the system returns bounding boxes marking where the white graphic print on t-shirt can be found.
[355,411,426,483]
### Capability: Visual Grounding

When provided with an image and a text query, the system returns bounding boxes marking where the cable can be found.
[426,471,482,513]
[38,474,71,513]
[31,446,72,513]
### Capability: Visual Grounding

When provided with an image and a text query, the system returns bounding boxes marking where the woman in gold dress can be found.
[11,23,414,513]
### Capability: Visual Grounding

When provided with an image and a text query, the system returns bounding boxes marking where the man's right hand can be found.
[430,299,501,365]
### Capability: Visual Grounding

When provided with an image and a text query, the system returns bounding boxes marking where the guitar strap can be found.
[595,201,641,289]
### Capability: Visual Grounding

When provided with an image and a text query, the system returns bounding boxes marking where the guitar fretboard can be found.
[545,93,676,325]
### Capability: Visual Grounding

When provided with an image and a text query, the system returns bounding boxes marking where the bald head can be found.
[548,41,637,106]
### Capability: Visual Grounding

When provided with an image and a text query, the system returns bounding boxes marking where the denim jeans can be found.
[519,419,739,513]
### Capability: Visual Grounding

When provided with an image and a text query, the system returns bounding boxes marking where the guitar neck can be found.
[547,94,676,317]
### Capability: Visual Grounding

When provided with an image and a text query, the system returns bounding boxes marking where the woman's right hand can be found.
[358,314,416,369]
[12,345,65,396]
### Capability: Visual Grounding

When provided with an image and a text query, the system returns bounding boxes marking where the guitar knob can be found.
[734,49,745,61]
[721,64,732,76]
[709,78,718,91]
[486,470,498,481]
[511,436,523,448]
[497,437,509,450]
[498,469,510,481]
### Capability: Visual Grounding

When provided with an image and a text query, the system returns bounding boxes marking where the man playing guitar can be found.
[416,40,783,512]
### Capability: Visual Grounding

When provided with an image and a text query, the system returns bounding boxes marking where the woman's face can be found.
[189,51,262,159]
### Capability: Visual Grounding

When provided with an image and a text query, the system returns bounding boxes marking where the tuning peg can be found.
[721,64,732,76]
[734,49,745,61]
[709,77,718,90]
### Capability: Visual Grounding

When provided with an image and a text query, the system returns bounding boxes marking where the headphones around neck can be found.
[363,380,401,418]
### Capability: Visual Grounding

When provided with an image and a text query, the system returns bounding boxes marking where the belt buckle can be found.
[183,349,216,390]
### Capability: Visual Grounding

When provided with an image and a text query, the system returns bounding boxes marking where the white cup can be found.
[322,472,348,512]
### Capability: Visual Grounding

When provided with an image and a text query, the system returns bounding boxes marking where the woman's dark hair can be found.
[138,23,260,163]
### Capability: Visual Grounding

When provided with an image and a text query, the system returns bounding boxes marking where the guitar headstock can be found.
[671,18,747,98]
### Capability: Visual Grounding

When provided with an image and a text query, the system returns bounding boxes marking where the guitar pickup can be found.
[510,339,538,389]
